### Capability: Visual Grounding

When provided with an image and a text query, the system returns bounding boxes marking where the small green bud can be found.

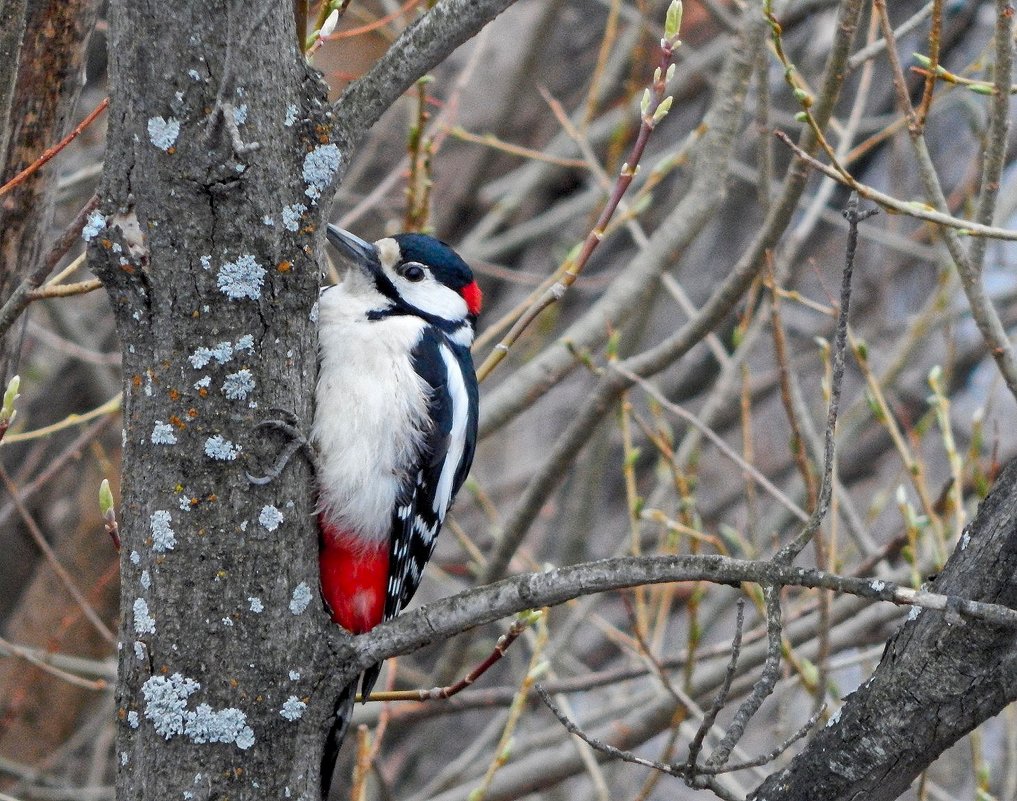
[969,83,995,96]
[912,53,932,68]
[855,339,868,361]
[653,67,662,84]
[665,63,676,83]
[865,389,883,420]
[319,8,340,37]
[640,88,652,117]
[1,375,19,427]
[793,88,812,107]
[517,609,544,625]
[99,479,115,518]
[652,95,673,124]
[664,0,683,40]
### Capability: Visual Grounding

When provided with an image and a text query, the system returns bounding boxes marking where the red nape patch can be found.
[461,280,483,316]
[319,516,388,634]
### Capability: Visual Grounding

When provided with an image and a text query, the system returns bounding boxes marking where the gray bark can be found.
[92,3,341,799]
[89,1,523,799]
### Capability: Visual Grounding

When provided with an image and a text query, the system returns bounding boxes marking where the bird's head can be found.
[326,226,483,330]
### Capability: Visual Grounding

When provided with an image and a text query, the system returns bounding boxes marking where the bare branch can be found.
[775,193,874,564]
[333,0,522,155]
[0,195,99,342]
[704,586,783,770]
[685,599,745,771]
[352,553,1017,674]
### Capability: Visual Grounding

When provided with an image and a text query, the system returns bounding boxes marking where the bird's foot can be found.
[246,410,321,484]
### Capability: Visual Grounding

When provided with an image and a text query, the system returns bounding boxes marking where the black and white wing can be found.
[385,327,478,621]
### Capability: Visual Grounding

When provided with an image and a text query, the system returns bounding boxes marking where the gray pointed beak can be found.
[326,225,379,272]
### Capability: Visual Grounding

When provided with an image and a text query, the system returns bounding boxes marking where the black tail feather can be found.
[360,663,381,701]
[321,680,357,801]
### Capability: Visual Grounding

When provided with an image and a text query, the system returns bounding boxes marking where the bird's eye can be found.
[401,263,426,282]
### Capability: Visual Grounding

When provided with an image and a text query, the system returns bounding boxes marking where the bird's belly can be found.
[312,314,429,543]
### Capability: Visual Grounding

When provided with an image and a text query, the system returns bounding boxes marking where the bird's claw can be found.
[246,414,320,485]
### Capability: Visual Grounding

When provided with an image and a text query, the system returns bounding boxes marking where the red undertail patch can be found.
[319,515,388,634]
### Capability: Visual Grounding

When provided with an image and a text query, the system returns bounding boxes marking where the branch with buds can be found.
[475,0,684,382]
[364,609,543,703]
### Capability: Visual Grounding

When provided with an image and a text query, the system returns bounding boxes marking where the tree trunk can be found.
[91,4,343,799]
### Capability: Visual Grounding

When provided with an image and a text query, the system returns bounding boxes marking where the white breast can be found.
[312,283,430,543]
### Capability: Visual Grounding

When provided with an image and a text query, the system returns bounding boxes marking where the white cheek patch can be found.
[396,280,469,321]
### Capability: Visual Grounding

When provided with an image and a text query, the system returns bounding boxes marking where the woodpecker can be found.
[314,225,481,797]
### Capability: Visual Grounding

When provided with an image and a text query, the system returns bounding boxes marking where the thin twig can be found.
[475,6,683,382]
[913,0,942,131]
[0,99,108,198]
[26,278,103,301]
[704,586,782,770]
[533,685,739,801]
[366,611,539,702]
[968,0,1014,272]
[0,466,115,643]
[444,126,588,169]
[535,684,677,773]
[0,634,108,691]
[776,193,874,564]
[772,130,1017,240]
[684,599,745,771]
[0,195,100,342]
[706,705,823,773]
[2,393,122,444]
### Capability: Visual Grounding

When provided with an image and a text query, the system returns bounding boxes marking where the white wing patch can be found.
[434,343,470,521]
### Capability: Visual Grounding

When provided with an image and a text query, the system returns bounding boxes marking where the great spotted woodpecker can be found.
[315,225,481,797]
